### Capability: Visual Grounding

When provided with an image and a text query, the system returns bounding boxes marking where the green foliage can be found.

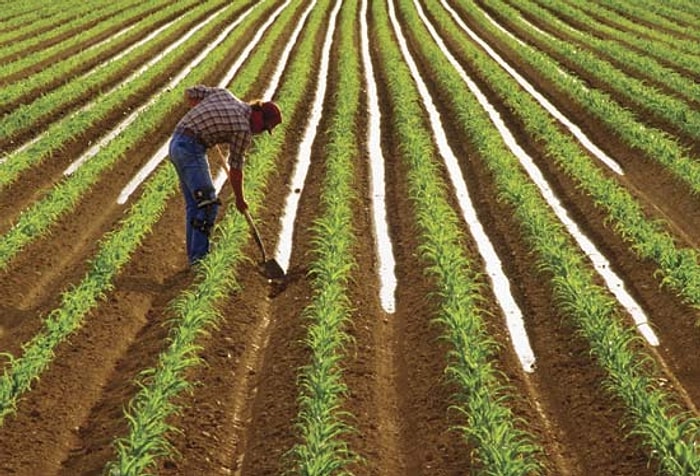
[374,0,546,473]
[289,1,362,474]
[426,0,700,471]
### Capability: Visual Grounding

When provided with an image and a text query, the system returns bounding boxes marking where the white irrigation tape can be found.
[64,5,229,176]
[441,0,622,175]
[359,0,397,314]
[0,19,170,165]
[419,0,658,346]
[274,0,343,274]
[390,0,536,372]
[262,0,318,100]
[118,0,296,204]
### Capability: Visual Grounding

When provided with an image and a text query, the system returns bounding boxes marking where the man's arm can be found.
[228,133,252,213]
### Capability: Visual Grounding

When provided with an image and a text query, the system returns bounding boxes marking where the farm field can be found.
[1,0,700,474]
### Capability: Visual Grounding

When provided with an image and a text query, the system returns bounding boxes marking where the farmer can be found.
[168,85,282,265]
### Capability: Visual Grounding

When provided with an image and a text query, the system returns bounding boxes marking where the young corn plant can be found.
[376,0,545,473]
[290,1,361,473]
[416,0,700,470]
[106,0,333,472]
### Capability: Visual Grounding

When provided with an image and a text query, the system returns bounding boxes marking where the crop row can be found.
[378,0,548,472]
[516,0,700,104]
[0,0,159,80]
[525,0,700,76]
[106,0,327,472]
[2,0,699,474]
[479,0,700,146]
[0,0,248,268]
[0,0,206,146]
[0,0,278,423]
[586,0,700,41]
[409,0,700,471]
[0,0,201,112]
[454,0,700,313]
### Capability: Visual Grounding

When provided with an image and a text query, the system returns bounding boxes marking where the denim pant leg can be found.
[169,133,220,264]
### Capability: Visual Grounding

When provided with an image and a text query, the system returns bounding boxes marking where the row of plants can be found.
[626,0,700,25]
[0,0,202,117]
[0,2,101,45]
[0,160,177,423]
[455,0,700,311]
[104,0,331,472]
[0,0,234,176]
[588,0,700,42]
[654,0,700,17]
[0,0,275,422]
[0,0,231,185]
[416,0,700,472]
[526,0,700,77]
[410,0,700,474]
[289,0,359,473]
[563,0,699,56]
[0,0,206,146]
[0,0,250,269]
[0,0,153,80]
[480,0,700,145]
[375,0,546,473]
[521,0,700,103]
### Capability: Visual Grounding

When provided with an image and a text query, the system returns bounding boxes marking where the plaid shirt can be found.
[176,86,251,170]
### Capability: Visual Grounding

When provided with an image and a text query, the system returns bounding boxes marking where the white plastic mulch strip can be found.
[360,0,397,314]
[273,0,344,273]
[116,0,288,204]
[262,0,318,101]
[441,0,622,175]
[390,0,536,372]
[67,4,231,177]
[420,0,659,346]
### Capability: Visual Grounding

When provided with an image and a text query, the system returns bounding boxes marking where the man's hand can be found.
[229,168,248,213]
[235,195,249,213]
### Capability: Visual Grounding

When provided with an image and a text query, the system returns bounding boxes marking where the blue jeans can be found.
[169,132,220,264]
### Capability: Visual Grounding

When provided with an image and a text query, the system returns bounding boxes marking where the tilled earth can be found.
[1,1,700,475]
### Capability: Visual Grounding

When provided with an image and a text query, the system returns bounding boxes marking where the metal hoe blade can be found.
[262,259,285,280]
[244,210,285,280]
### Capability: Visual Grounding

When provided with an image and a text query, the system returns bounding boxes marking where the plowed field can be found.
[1,0,699,475]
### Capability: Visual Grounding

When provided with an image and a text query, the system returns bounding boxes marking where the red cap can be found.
[261,101,282,134]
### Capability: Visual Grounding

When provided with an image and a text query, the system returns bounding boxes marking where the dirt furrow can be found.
[0,3,266,350]
[0,200,192,476]
[395,1,684,473]
[440,0,700,404]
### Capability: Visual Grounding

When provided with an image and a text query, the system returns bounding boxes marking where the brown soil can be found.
[1,1,699,475]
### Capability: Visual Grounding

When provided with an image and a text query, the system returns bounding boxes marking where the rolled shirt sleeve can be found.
[228,132,251,170]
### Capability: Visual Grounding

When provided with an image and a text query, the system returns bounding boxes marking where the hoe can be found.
[214,146,285,280]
